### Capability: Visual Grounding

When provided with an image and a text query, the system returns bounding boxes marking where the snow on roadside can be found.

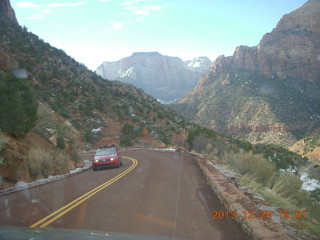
[119,147,178,152]
[150,147,177,152]
[0,160,92,195]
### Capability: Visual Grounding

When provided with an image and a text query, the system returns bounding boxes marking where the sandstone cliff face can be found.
[210,0,320,83]
[96,52,211,102]
[0,0,17,23]
[173,0,320,145]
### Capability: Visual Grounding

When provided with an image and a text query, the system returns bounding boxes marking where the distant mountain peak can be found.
[209,0,320,82]
[131,52,161,57]
[0,0,18,23]
[96,53,211,102]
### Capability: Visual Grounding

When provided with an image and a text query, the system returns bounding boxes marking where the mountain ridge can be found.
[172,0,320,146]
[96,52,211,102]
[208,0,320,82]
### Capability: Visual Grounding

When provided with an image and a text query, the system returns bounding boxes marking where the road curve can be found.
[0,149,248,240]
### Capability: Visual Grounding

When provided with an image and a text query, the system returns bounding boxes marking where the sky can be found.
[11,0,307,70]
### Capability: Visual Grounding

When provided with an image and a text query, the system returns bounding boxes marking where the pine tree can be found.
[0,72,38,138]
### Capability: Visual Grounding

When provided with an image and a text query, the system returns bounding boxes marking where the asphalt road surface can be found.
[0,149,248,240]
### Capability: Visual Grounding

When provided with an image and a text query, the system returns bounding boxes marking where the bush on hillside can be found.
[254,143,306,170]
[222,150,276,184]
[26,147,69,180]
[272,172,303,198]
[56,132,65,150]
[120,123,142,146]
[0,72,38,138]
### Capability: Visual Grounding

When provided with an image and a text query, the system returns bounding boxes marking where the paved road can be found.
[0,149,248,240]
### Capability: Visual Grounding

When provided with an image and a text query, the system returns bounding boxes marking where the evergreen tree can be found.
[0,72,38,138]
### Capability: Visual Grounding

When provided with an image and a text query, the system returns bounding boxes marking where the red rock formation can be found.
[0,50,11,69]
[210,0,320,82]
[0,0,18,23]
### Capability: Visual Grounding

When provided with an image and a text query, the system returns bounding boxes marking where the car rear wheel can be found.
[93,167,98,171]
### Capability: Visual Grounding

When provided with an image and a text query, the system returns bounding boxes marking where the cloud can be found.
[120,0,162,17]
[109,21,128,30]
[104,0,164,30]
[24,13,44,20]
[125,5,162,16]
[17,2,41,8]
[48,2,86,8]
[16,1,86,20]
[120,0,144,6]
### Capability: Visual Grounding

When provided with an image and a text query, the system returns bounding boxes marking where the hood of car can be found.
[94,154,117,161]
[0,226,188,240]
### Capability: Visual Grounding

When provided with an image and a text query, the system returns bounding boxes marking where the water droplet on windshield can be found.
[12,68,28,79]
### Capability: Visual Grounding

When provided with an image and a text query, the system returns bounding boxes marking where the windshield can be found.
[95,148,117,156]
[1,0,319,240]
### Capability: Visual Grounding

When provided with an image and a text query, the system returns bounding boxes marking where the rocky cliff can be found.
[0,0,17,23]
[172,0,320,146]
[96,52,211,102]
[210,0,320,82]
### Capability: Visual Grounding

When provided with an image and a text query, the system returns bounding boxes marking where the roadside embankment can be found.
[194,155,292,240]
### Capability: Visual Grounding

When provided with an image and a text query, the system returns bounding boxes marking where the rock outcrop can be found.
[0,0,17,23]
[210,0,320,82]
[173,0,320,145]
[96,52,211,102]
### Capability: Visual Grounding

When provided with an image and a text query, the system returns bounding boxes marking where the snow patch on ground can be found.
[91,128,102,133]
[151,147,177,152]
[300,172,320,191]
[1,160,92,195]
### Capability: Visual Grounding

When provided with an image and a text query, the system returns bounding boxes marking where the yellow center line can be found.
[29,156,138,228]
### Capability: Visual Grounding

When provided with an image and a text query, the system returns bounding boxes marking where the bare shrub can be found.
[272,172,302,198]
[26,147,54,179]
[53,151,69,170]
[26,147,69,180]
[192,135,212,153]
[222,150,276,184]
[271,172,311,208]
[293,190,310,208]
[206,143,213,154]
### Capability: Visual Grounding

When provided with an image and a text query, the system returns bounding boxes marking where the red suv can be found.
[92,146,123,171]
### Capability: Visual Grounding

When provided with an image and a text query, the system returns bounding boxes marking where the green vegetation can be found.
[120,123,142,146]
[221,152,320,236]
[0,133,8,174]
[0,72,37,138]
[254,143,307,169]
[56,131,65,150]
[187,125,305,170]
[222,150,276,184]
